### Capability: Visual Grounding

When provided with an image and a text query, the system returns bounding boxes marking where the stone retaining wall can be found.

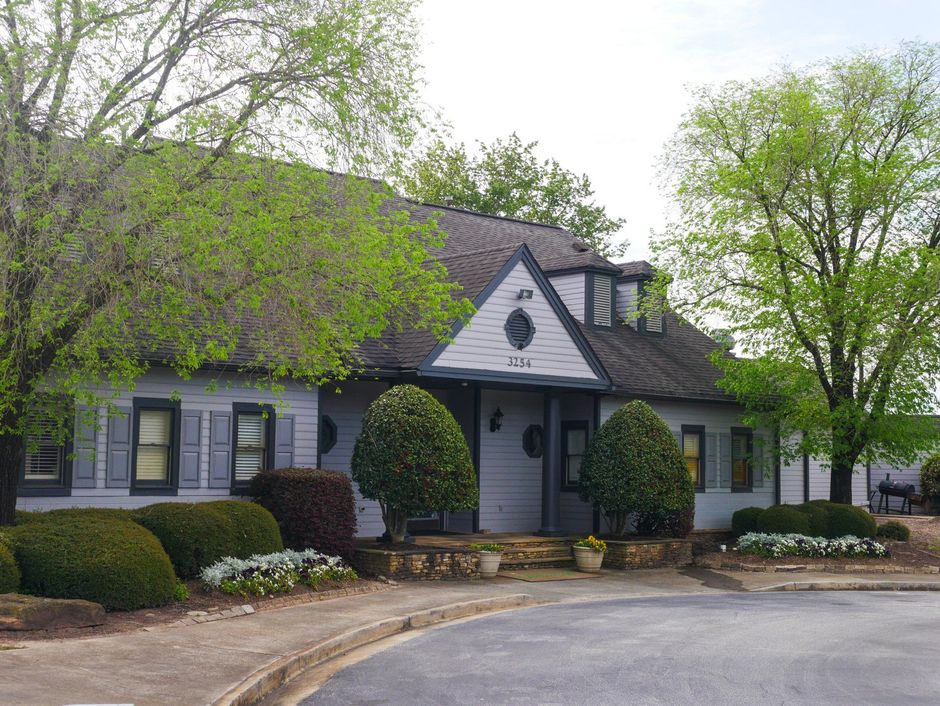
[353,547,479,581]
[602,538,693,570]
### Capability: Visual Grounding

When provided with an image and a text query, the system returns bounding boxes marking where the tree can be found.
[578,400,695,537]
[397,133,626,257]
[654,43,940,504]
[0,0,467,525]
[351,385,478,543]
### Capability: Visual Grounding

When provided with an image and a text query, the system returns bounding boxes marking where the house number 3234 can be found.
[508,356,532,368]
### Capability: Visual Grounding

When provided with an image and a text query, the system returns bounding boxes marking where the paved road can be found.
[307,592,940,705]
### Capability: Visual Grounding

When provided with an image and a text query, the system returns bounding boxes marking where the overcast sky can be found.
[416,0,940,262]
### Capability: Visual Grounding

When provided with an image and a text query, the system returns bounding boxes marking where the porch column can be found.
[537,390,565,536]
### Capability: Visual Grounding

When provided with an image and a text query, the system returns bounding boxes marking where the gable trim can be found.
[419,245,611,387]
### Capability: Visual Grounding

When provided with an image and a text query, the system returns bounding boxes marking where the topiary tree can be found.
[352,385,478,543]
[578,400,696,537]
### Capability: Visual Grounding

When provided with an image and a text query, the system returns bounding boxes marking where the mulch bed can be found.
[1,578,384,643]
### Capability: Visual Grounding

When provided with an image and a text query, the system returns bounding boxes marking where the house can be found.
[18,198,784,534]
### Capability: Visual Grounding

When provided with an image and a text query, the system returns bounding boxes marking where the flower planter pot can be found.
[477,551,503,578]
[572,545,604,572]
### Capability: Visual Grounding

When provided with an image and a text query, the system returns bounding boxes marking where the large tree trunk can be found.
[0,431,23,526]
[829,449,856,505]
[380,503,409,544]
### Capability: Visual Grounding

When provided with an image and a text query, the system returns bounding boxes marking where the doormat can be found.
[496,568,601,582]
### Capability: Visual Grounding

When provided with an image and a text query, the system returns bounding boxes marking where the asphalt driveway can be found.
[307,592,940,705]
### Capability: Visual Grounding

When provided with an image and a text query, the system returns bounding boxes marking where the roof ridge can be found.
[408,199,567,231]
[437,243,523,263]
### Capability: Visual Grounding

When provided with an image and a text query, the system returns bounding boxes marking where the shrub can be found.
[352,385,478,543]
[756,505,811,536]
[15,507,133,524]
[635,506,696,538]
[130,503,236,579]
[7,517,176,610]
[876,521,912,542]
[920,454,940,498]
[737,533,888,559]
[826,504,877,539]
[731,507,765,538]
[203,500,283,558]
[251,468,357,559]
[0,541,20,593]
[795,503,830,537]
[578,400,695,537]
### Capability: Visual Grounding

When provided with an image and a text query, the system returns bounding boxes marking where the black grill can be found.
[871,474,920,515]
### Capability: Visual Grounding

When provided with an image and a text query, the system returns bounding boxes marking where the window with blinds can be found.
[592,276,612,327]
[24,419,65,484]
[682,429,703,488]
[732,430,752,488]
[234,412,268,484]
[135,408,173,483]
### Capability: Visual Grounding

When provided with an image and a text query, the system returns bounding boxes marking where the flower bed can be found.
[737,533,888,559]
[200,549,357,598]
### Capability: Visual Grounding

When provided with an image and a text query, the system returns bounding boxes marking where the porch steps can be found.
[498,545,575,570]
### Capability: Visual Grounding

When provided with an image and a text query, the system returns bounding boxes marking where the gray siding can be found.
[548,273,585,322]
[431,260,601,380]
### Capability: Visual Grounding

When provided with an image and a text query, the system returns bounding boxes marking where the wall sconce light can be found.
[517,288,533,300]
[490,407,504,432]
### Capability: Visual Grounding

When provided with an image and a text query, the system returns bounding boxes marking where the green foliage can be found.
[876,521,912,541]
[397,134,626,257]
[174,581,191,602]
[756,506,812,536]
[0,541,19,593]
[131,503,238,579]
[7,517,176,610]
[578,400,696,537]
[654,43,940,503]
[731,507,765,538]
[203,501,283,559]
[16,508,133,524]
[795,503,830,537]
[352,385,479,542]
[468,544,504,553]
[920,454,940,498]
[826,504,877,539]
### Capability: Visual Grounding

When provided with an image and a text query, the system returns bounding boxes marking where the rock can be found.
[186,610,208,617]
[0,593,106,632]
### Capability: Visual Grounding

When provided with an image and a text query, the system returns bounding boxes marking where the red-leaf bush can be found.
[250,468,357,559]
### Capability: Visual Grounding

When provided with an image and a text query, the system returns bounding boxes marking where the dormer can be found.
[617,261,665,336]
[547,268,618,328]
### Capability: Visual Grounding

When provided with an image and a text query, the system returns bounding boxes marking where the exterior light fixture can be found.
[490,407,504,432]
[517,288,534,300]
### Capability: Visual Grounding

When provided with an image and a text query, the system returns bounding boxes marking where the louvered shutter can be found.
[593,276,612,327]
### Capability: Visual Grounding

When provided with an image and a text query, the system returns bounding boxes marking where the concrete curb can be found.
[212,593,543,706]
[752,580,940,592]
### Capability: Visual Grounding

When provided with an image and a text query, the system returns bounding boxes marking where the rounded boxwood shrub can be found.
[578,400,695,537]
[18,507,133,524]
[795,503,830,537]
[250,468,356,559]
[131,503,236,579]
[876,520,912,542]
[0,541,20,593]
[919,454,940,499]
[826,504,876,539]
[731,507,765,537]
[352,385,478,543]
[8,517,176,610]
[203,500,283,558]
[755,505,811,536]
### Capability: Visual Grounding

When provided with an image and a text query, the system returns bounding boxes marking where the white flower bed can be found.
[737,533,888,559]
[200,549,356,597]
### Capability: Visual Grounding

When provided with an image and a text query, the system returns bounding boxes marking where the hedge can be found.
[736,502,878,540]
[876,521,912,542]
[251,468,356,559]
[827,504,877,539]
[756,505,811,536]
[15,507,133,524]
[7,517,176,610]
[794,502,830,537]
[203,500,283,558]
[0,541,20,593]
[731,507,765,538]
[131,503,237,579]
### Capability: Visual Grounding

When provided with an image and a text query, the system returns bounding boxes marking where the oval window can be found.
[505,308,535,349]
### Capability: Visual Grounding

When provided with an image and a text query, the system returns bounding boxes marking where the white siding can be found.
[19,367,317,511]
[548,273,585,322]
[598,397,776,530]
[431,260,601,380]
[803,456,868,507]
[616,280,638,327]
[778,432,806,505]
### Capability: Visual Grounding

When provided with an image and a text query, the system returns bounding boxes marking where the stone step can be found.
[499,556,576,569]
[501,547,573,560]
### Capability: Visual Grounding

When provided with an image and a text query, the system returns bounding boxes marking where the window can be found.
[731,428,752,489]
[562,421,588,489]
[504,308,535,349]
[522,424,544,458]
[232,404,275,487]
[682,425,704,488]
[20,409,71,494]
[321,415,338,455]
[132,399,180,490]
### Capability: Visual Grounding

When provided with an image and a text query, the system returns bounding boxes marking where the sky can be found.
[416,0,940,262]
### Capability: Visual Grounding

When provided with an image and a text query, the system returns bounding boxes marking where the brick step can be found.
[500,547,573,560]
[498,556,576,569]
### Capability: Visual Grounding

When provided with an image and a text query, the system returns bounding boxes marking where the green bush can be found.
[826,504,876,539]
[203,501,283,558]
[731,507,765,537]
[876,520,912,541]
[352,385,478,543]
[578,400,695,537]
[131,503,236,579]
[0,541,20,593]
[795,503,830,537]
[16,507,133,524]
[7,517,176,610]
[756,505,811,535]
[920,454,940,498]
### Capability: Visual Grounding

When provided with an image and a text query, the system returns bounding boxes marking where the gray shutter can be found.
[179,410,202,488]
[705,432,718,488]
[672,430,682,453]
[274,415,294,469]
[107,406,132,488]
[752,434,767,488]
[209,411,232,488]
[72,405,97,488]
[719,432,732,487]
